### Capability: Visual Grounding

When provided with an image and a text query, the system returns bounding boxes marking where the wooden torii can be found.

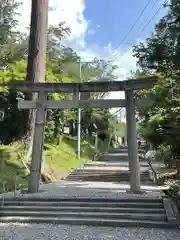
[0,76,157,193]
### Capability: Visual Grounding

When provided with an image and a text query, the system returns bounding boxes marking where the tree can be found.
[0,0,20,44]
[0,3,123,151]
[133,0,180,76]
[0,0,23,66]
[47,22,70,60]
[133,0,180,173]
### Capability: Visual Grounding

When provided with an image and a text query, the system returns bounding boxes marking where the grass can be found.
[0,144,28,193]
[0,136,97,194]
[44,137,95,178]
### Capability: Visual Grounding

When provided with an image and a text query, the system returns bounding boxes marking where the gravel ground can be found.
[0,180,166,199]
[0,158,167,199]
[0,161,167,199]
[0,223,180,240]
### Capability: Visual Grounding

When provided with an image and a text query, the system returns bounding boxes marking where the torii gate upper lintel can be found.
[4,76,157,93]
[0,76,157,193]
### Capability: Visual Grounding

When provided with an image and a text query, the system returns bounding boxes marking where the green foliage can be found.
[0,0,20,45]
[133,0,180,173]
[0,2,123,147]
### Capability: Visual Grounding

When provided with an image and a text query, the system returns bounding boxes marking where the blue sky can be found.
[84,0,166,52]
[82,0,167,116]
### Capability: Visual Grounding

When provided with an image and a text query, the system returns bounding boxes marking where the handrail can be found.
[148,158,158,184]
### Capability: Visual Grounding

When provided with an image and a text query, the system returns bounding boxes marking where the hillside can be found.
[0,137,93,193]
[0,132,126,194]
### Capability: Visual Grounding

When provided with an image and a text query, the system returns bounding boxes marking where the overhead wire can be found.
[116,0,163,56]
[96,0,163,78]
[77,1,168,117]
[139,0,168,34]
[111,0,155,60]
[137,0,162,32]
[102,0,168,117]
[111,0,168,61]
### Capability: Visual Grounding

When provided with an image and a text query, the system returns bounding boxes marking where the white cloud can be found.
[78,43,137,79]
[16,0,88,42]
[49,0,88,41]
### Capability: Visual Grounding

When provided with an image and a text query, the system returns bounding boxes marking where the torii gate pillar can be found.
[0,76,157,193]
[125,90,141,193]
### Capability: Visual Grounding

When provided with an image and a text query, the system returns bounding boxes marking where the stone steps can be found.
[0,210,167,221]
[65,177,152,183]
[0,147,178,229]
[0,196,177,228]
[108,148,145,154]
[66,168,152,183]
[85,161,149,167]
[98,154,129,162]
[73,169,149,174]
[98,152,145,162]
[74,168,148,172]
[0,216,173,228]
[0,200,164,208]
[0,205,165,213]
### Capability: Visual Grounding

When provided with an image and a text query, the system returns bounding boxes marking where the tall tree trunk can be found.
[24,0,49,161]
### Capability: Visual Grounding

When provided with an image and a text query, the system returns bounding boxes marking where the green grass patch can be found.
[0,144,28,193]
[44,138,94,178]
[0,137,96,193]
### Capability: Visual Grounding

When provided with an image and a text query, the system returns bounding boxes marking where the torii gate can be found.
[0,76,157,193]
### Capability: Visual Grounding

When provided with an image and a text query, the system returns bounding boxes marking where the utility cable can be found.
[111,0,154,60]
[112,0,168,60]
[140,0,168,34]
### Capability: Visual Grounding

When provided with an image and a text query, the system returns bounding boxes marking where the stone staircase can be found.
[0,147,179,228]
[0,196,178,228]
[66,168,152,184]
[66,147,152,184]
[108,146,145,153]
[98,149,145,162]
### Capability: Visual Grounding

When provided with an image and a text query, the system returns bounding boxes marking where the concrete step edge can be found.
[0,216,176,228]
[0,210,167,220]
[0,197,163,203]
[0,201,164,207]
[0,206,165,213]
